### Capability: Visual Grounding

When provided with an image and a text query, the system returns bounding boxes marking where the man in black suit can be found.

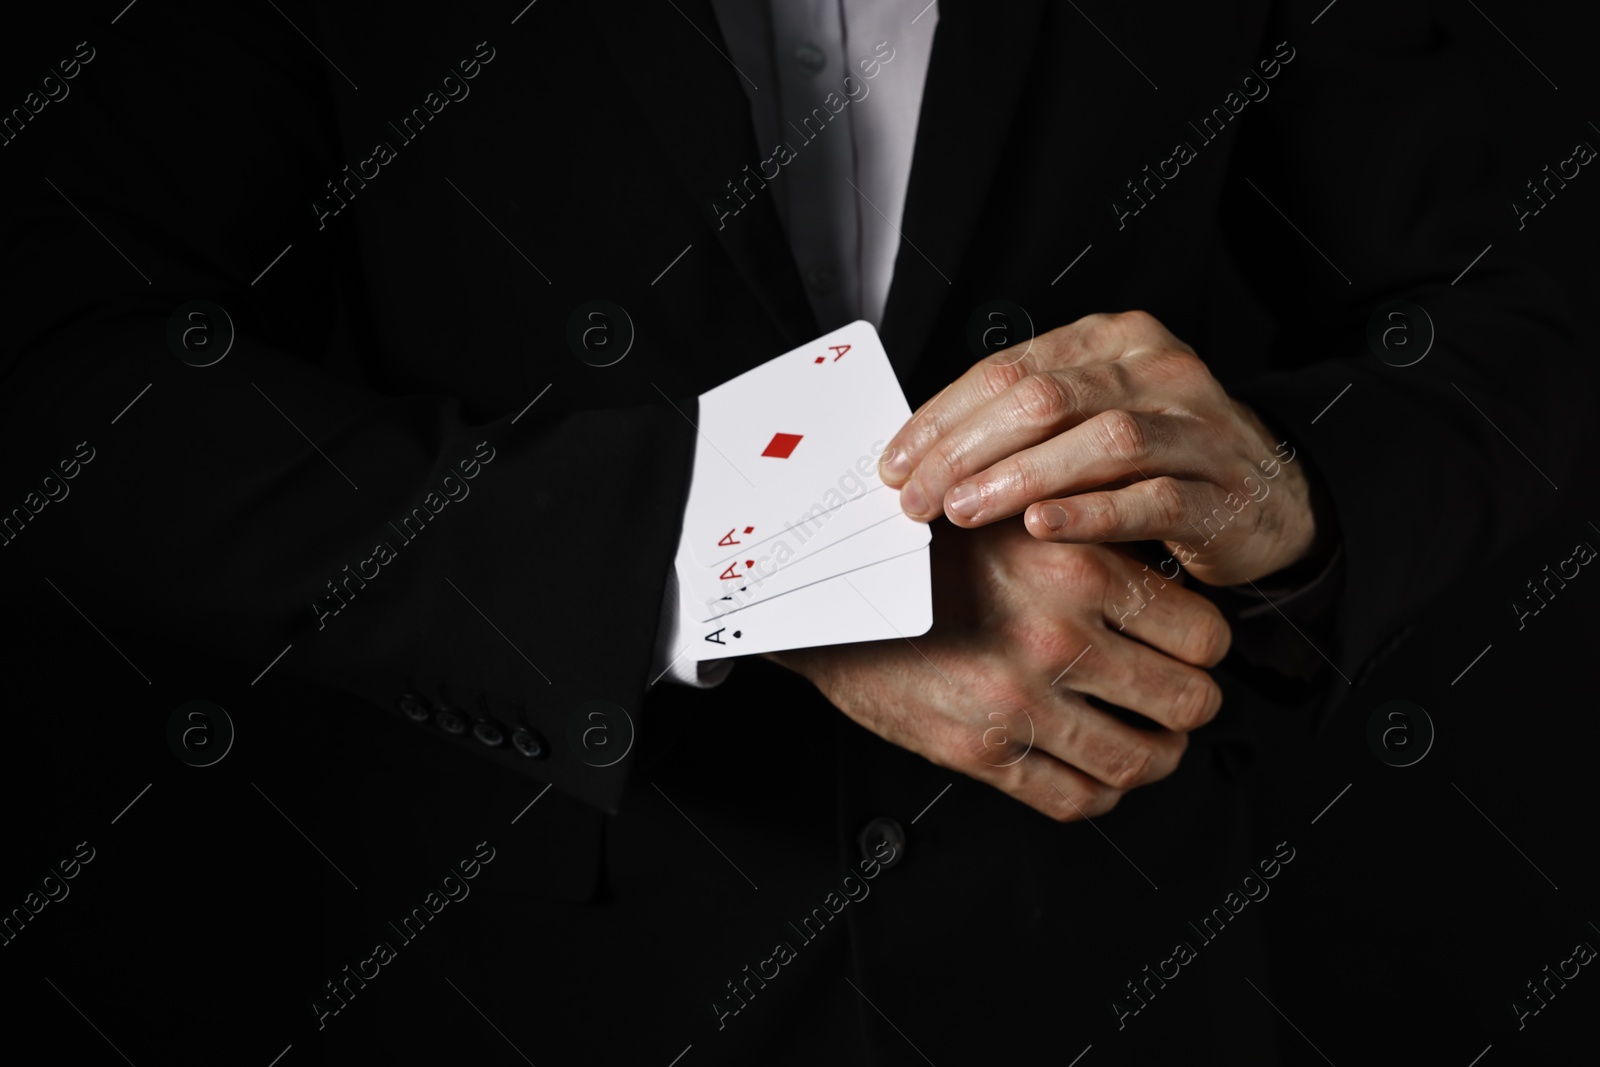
[0,1,1584,1063]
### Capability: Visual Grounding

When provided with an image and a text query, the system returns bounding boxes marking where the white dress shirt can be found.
[710,0,938,329]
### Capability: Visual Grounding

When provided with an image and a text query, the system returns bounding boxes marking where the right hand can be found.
[766,520,1231,821]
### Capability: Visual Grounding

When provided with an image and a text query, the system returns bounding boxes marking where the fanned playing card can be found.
[669,321,932,659]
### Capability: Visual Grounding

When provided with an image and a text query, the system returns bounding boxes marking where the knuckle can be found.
[1029,329,1063,368]
[1182,607,1234,667]
[1069,320,1110,361]
[1147,476,1189,530]
[921,440,967,486]
[1115,310,1162,348]
[1082,490,1125,541]
[1047,773,1123,822]
[1143,731,1189,785]
[972,707,1035,768]
[980,356,1033,397]
[1052,704,1085,755]
[1097,408,1147,457]
[1048,785,1091,822]
[1012,372,1071,426]
[1048,801,1080,824]
[978,734,1028,770]
[1118,308,1157,331]
[1080,784,1123,820]
[902,386,956,449]
[1007,452,1050,507]
[1153,346,1207,389]
[1108,742,1156,791]
[1078,312,1117,342]
[1168,670,1222,731]
[1168,344,1203,371]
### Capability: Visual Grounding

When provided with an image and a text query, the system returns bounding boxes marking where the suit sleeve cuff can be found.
[1228,542,1345,622]
[1211,542,1346,687]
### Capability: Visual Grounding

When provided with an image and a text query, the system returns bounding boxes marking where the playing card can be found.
[681,321,913,573]
[663,319,933,663]
[680,507,930,622]
[687,546,933,660]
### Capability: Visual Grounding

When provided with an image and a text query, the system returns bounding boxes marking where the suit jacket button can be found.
[472,720,504,747]
[511,727,548,759]
[857,817,907,870]
[434,705,466,734]
[397,694,429,722]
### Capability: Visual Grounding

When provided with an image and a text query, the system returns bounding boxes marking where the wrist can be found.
[1261,447,1340,586]
[1232,397,1338,582]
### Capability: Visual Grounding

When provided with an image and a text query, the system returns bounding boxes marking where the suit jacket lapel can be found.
[880,0,1048,381]
[592,0,818,351]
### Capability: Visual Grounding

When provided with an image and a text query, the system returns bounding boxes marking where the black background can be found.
[3,2,1598,1065]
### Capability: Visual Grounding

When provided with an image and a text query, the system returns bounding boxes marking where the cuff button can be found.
[511,727,548,759]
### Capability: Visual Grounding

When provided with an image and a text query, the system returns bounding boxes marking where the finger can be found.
[1063,630,1223,733]
[933,406,1184,526]
[970,697,1186,791]
[1098,556,1233,668]
[1030,696,1189,792]
[879,314,1128,489]
[1025,476,1232,547]
[977,745,1127,823]
[881,361,1035,494]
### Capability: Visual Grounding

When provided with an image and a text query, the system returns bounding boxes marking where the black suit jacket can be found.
[0,0,1584,1062]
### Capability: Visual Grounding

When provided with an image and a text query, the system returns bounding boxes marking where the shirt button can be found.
[793,42,826,75]
[857,817,907,870]
[472,719,505,747]
[804,263,838,296]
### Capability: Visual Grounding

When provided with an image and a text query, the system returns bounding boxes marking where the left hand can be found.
[878,310,1332,587]
[766,521,1231,822]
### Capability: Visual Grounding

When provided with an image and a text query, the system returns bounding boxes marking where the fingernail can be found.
[879,448,911,482]
[1039,504,1068,530]
[946,483,982,521]
[900,477,928,517]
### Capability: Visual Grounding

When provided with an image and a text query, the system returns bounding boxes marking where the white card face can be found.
[681,508,930,622]
[688,546,933,660]
[681,321,912,571]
